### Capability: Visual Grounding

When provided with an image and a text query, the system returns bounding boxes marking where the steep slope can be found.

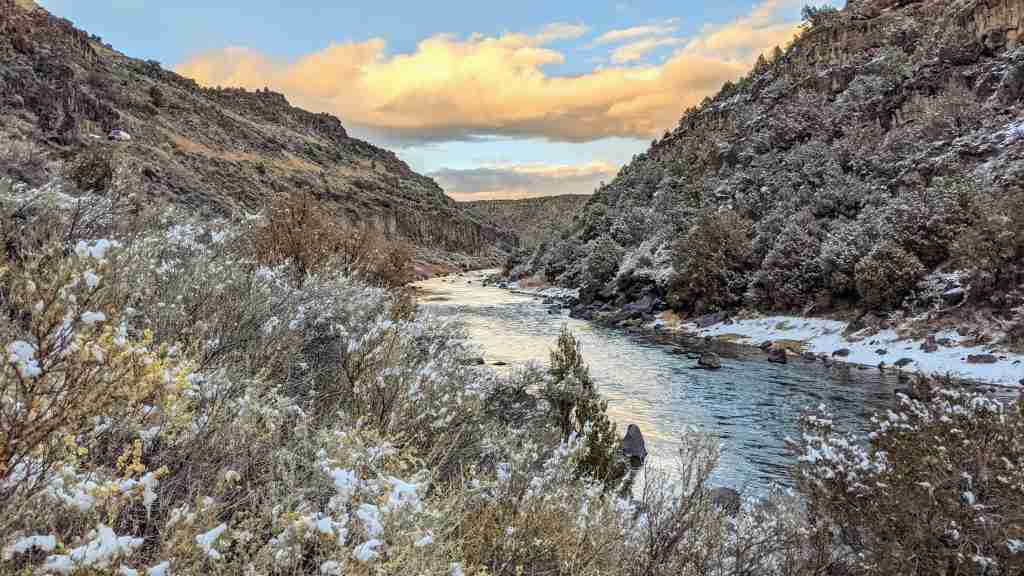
[0,0,512,259]
[527,0,1024,340]
[462,194,590,249]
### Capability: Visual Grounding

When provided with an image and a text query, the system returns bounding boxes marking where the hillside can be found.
[462,194,589,249]
[521,0,1024,347]
[0,0,512,262]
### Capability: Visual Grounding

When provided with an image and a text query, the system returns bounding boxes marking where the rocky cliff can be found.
[523,0,1024,341]
[463,195,590,249]
[0,0,513,259]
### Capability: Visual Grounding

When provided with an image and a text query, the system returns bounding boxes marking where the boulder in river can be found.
[697,352,722,370]
[766,347,787,364]
[709,487,742,516]
[967,354,998,364]
[894,357,915,368]
[875,349,888,355]
[758,340,773,351]
[942,287,966,306]
[920,335,938,353]
[461,357,486,366]
[832,348,852,358]
[621,424,647,468]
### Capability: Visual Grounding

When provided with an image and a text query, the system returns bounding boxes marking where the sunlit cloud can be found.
[431,162,617,201]
[176,0,800,145]
[610,37,686,63]
[590,20,680,45]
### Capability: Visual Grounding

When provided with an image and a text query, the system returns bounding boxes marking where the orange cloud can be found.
[176,1,800,144]
[431,162,618,201]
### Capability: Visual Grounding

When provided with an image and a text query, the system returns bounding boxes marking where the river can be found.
[414,269,1013,492]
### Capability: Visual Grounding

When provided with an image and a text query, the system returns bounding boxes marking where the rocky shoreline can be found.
[481,273,1024,389]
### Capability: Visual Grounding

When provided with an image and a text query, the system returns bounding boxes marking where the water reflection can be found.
[416,271,1015,491]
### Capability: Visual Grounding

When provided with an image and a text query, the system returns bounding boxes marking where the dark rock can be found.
[709,487,742,516]
[875,349,888,355]
[942,287,966,306]
[462,357,486,366]
[759,340,773,351]
[967,354,998,364]
[693,312,729,328]
[801,351,817,363]
[621,424,647,468]
[832,348,852,358]
[766,347,788,364]
[492,361,508,366]
[697,352,722,370]
[894,358,915,368]
[920,336,938,353]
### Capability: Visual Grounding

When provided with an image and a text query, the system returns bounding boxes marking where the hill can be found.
[462,194,590,249]
[0,0,512,265]
[519,0,1024,348]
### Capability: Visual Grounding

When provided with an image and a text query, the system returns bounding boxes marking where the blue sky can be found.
[39,0,824,199]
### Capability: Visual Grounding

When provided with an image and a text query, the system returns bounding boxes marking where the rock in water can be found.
[621,424,647,468]
[709,487,742,516]
[920,335,938,353]
[942,287,966,306]
[832,348,851,358]
[767,347,787,364]
[967,354,998,364]
[697,352,722,370]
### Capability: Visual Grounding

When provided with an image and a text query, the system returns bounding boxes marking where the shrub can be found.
[585,235,624,287]
[855,239,925,309]
[149,85,166,108]
[952,186,1024,303]
[750,209,825,310]
[668,208,752,313]
[795,379,1024,575]
[543,327,627,492]
[252,191,414,288]
[888,177,979,267]
[67,147,115,193]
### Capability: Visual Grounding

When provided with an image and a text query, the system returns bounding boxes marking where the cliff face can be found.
[462,195,590,249]
[0,0,513,258]
[526,0,1024,326]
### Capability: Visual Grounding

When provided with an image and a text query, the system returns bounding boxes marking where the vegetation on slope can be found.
[515,0,1024,347]
[0,0,511,260]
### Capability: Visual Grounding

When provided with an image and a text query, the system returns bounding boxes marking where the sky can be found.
[38,0,829,200]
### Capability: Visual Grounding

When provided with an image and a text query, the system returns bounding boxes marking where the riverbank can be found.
[481,272,1024,388]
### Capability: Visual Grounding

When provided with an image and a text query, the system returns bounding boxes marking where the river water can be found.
[415,270,1012,492]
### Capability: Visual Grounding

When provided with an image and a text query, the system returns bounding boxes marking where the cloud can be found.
[591,20,680,45]
[610,37,686,64]
[430,162,617,201]
[176,1,800,145]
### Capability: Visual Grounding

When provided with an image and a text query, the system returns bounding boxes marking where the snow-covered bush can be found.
[750,209,825,310]
[669,208,753,313]
[952,185,1024,305]
[795,379,1024,575]
[855,239,926,309]
[585,235,624,288]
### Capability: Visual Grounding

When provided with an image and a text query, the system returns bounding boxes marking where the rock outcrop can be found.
[0,0,513,260]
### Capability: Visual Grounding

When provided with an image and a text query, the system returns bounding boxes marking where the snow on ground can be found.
[686,316,1024,387]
